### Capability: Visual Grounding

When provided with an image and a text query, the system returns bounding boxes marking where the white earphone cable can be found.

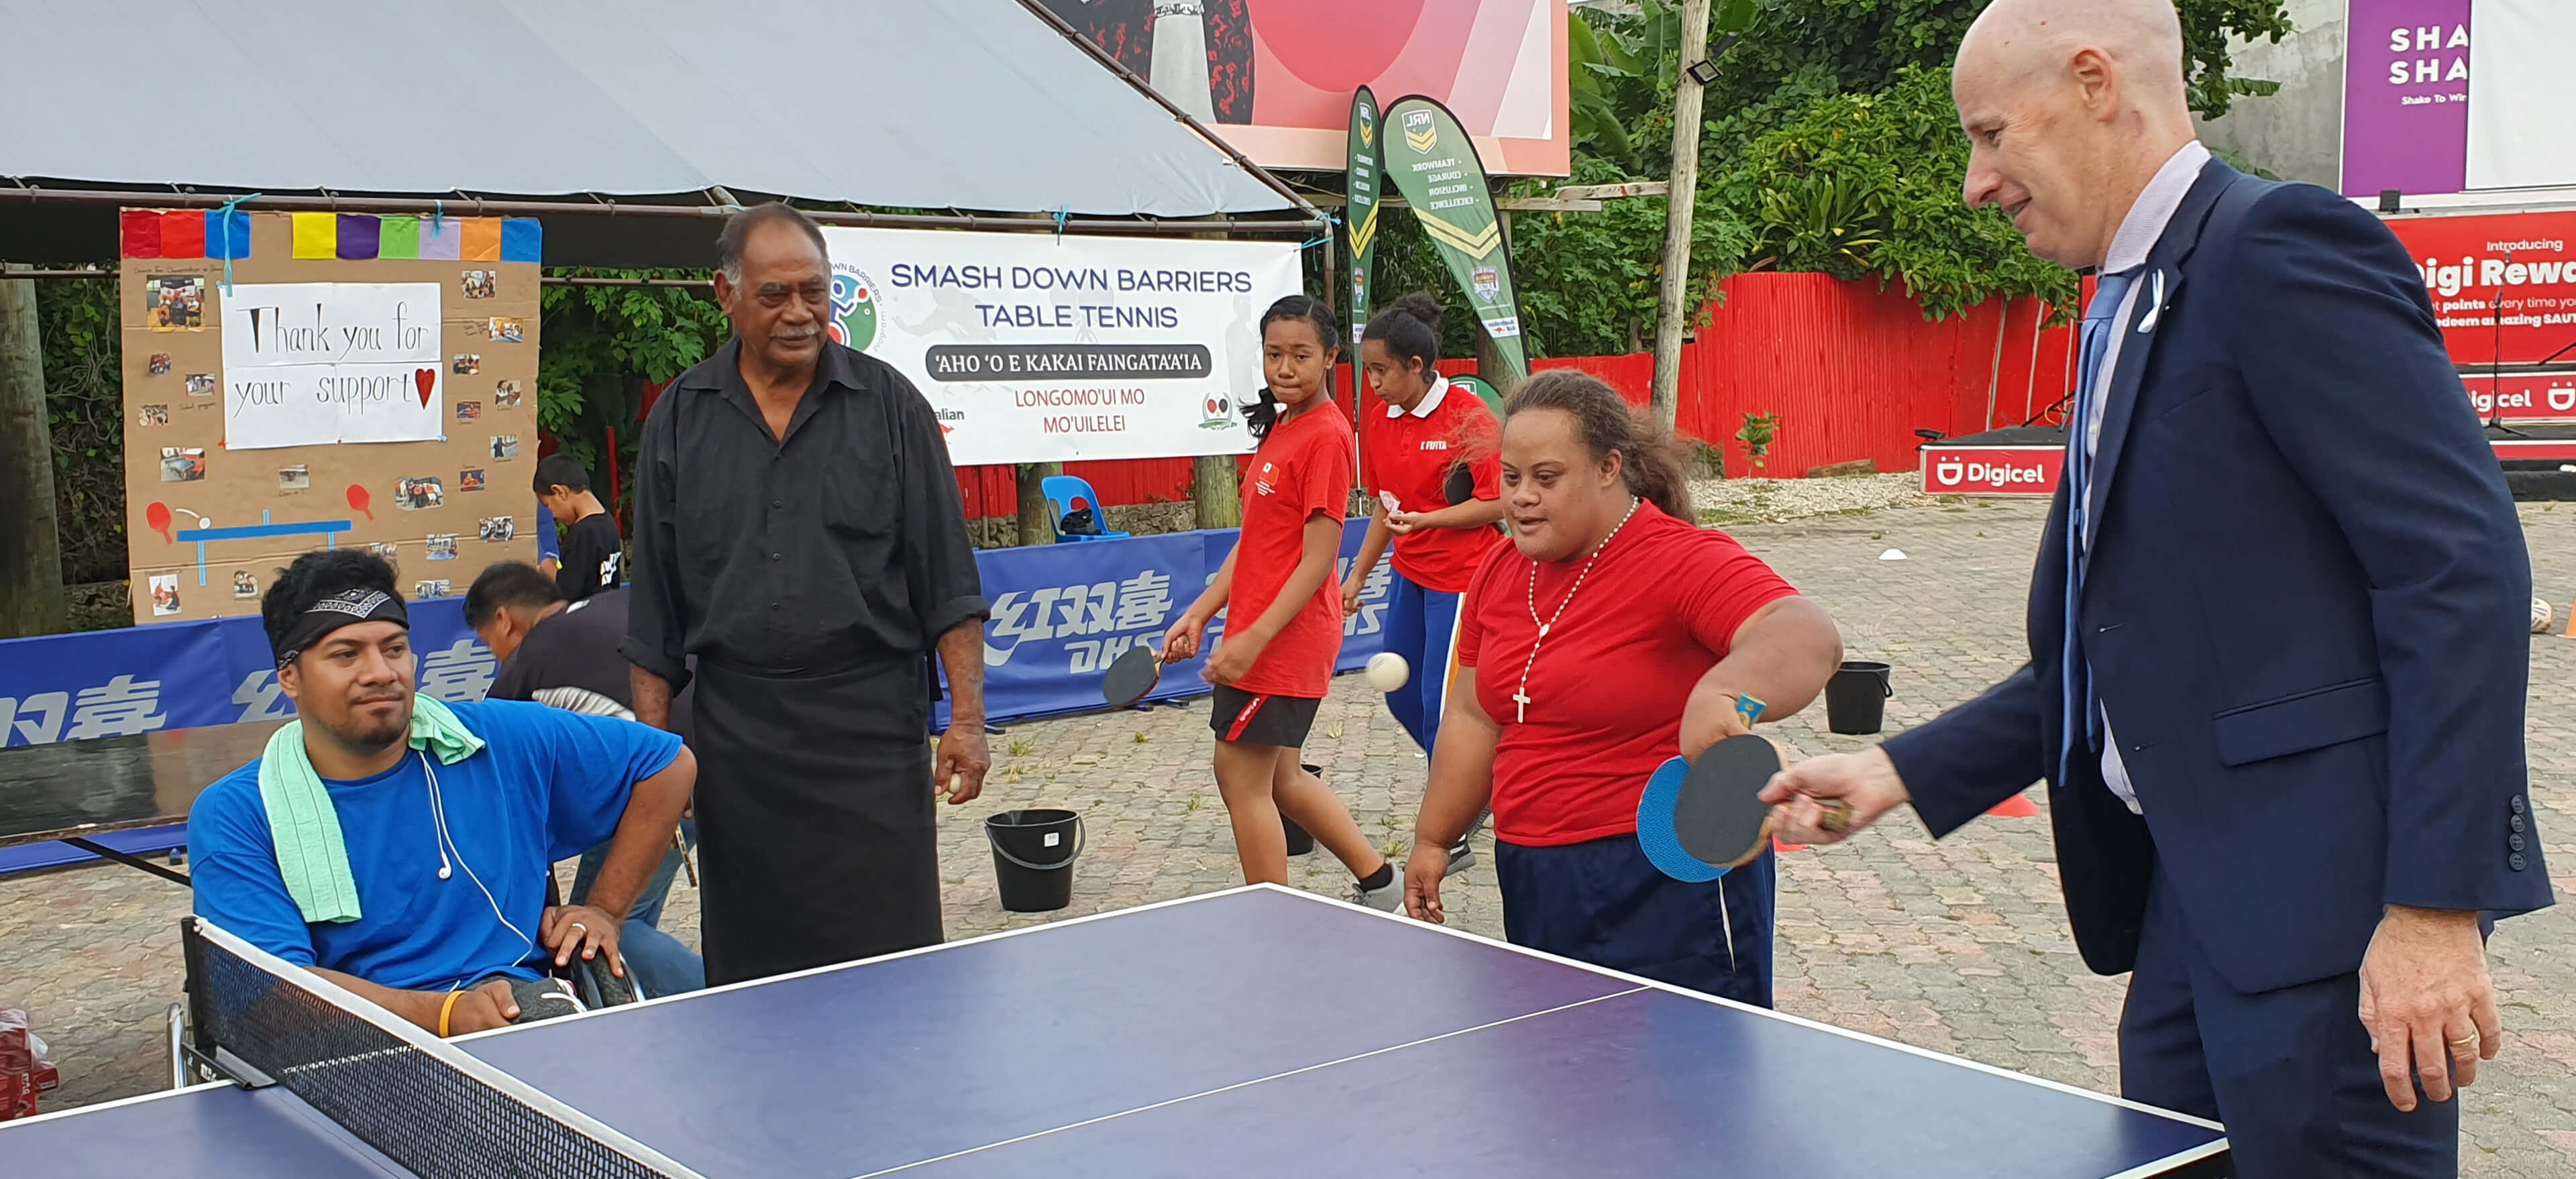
[423,751,534,963]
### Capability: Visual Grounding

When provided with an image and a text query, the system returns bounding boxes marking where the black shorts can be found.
[1208,685,1321,746]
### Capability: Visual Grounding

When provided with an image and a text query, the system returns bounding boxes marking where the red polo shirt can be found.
[1455,502,1799,846]
[1226,398,1354,699]
[1358,376,1504,594]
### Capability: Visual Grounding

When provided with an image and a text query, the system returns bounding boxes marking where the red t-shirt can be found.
[1224,399,1354,698]
[1455,502,1799,846]
[1358,376,1504,594]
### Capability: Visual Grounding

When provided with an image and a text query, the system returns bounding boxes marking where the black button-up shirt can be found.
[622,339,987,684]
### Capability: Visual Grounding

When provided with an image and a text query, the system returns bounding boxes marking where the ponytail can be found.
[1360,292,1444,382]
[1505,370,1693,521]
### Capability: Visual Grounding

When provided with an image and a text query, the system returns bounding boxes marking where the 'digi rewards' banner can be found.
[1381,95,1527,381]
[816,227,1301,467]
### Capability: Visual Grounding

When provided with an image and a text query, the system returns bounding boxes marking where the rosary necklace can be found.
[1512,496,1642,722]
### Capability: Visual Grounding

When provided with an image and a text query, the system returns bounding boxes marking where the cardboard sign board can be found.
[118,209,542,624]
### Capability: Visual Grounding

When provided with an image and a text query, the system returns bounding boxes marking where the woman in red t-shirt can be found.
[1399,371,1844,1006]
[1163,295,1399,906]
[1341,294,1507,871]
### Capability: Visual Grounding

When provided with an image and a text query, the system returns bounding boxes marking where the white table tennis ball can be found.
[2536,596,2555,635]
[1366,652,1411,692]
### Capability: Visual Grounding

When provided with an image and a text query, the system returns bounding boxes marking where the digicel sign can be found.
[2383,211,2576,366]
[2460,370,2576,421]
[1921,445,2065,497]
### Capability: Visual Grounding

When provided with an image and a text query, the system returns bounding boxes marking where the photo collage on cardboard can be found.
[118,209,543,622]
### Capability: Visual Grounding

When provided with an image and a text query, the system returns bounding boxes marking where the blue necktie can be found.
[2061,268,2137,779]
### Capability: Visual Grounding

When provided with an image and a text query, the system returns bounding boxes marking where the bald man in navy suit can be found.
[1762,1,2550,1175]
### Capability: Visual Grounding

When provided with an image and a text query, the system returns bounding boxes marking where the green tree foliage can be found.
[1507,0,2292,346]
[34,277,125,584]
[1714,66,2077,319]
[1502,158,1757,357]
[535,274,730,512]
[1699,0,2288,156]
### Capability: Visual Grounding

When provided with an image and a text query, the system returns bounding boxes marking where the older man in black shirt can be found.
[623,203,991,985]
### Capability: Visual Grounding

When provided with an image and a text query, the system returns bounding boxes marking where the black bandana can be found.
[273,588,409,669]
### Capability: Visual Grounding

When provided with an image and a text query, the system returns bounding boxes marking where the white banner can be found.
[818,227,1301,465]
[2467,0,2576,192]
[220,282,444,450]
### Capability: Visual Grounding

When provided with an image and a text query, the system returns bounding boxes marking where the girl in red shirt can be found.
[1341,294,1506,871]
[1163,296,1399,907]
[1399,371,1844,1005]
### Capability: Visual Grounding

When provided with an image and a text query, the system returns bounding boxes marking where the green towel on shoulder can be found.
[257,695,486,924]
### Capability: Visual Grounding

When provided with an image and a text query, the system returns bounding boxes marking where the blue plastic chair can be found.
[1040,475,1129,542]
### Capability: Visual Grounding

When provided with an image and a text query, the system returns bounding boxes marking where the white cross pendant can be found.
[1512,689,1532,722]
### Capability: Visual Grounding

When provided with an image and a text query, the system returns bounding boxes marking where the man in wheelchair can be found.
[189,551,697,1037]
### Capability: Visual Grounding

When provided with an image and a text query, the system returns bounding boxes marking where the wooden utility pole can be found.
[1193,225,1243,530]
[0,264,66,638]
[1649,0,1717,431]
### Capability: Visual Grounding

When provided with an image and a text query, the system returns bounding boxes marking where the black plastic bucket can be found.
[985,809,1084,912]
[1825,661,1893,734]
[1284,765,1322,855]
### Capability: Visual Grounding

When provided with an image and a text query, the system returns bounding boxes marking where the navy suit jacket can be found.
[1882,160,2551,995]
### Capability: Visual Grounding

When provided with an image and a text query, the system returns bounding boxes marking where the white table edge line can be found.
[1308,889,2231,1133]
[840,986,1651,1178]
[0,1080,232,1131]
[2100,1138,2232,1179]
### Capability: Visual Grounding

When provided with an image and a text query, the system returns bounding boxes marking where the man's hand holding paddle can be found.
[1758,746,1913,846]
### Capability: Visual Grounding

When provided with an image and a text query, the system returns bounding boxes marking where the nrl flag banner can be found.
[817,227,1301,465]
[1346,87,1383,351]
[1381,95,1527,380]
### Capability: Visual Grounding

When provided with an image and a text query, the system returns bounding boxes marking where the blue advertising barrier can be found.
[0,520,1392,750]
[945,517,1391,728]
[0,522,1395,873]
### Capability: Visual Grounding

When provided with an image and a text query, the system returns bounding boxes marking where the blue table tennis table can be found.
[4,885,2229,1177]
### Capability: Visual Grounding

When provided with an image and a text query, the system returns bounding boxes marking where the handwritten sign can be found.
[220,283,444,449]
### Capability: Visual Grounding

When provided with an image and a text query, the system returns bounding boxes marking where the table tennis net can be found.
[184,918,706,1179]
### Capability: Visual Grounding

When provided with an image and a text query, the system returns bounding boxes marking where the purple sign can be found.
[2341,0,2473,199]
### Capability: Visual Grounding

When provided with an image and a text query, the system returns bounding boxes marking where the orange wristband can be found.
[438,988,466,1038]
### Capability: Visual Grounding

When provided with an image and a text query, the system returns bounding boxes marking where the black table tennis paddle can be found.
[1443,461,1475,508]
[1637,698,1848,881]
[1102,645,1165,710]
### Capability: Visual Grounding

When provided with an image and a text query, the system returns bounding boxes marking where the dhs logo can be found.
[829,266,879,352]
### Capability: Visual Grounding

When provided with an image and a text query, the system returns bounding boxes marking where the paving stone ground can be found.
[6,496,2573,1174]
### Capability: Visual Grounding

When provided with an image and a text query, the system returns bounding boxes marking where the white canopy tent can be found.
[0,0,1315,262]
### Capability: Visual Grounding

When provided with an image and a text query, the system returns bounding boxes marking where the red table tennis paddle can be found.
[346,484,374,521]
[145,502,173,543]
